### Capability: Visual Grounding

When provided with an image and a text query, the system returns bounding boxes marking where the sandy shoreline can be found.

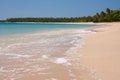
[80,22,120,80]
[1,22,95,24]
[0,22,120,80]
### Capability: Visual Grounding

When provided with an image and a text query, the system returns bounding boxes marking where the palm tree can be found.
[100,11,106,17]
[106,8,111,14]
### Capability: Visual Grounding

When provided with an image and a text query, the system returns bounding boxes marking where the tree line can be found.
[0,8,120,22]
[93,8,120,22]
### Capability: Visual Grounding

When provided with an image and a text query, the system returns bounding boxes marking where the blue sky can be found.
[0,0,120,20]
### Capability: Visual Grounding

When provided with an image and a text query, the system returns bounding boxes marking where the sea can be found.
[0,22,101,80]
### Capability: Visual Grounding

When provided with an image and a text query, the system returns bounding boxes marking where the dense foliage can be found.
[5,17,93,22]
[1,8,120,22]
[93,8,120,22]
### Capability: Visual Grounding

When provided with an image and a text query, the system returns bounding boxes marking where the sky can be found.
[0,0,120,20]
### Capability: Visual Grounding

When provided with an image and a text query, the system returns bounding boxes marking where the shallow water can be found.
[0,22,96,37]
[0,23,100,80]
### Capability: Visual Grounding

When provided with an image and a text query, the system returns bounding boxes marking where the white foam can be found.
[42,55,48,59]
[53,58,71,65]
[53,58,68,64]
[78,29,94,34]
[80,30,92,34]
[66,29,94,55]
[5,53,32,58]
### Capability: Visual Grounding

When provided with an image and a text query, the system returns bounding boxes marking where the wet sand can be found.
[80,22,120,80]
[0,28,97,80]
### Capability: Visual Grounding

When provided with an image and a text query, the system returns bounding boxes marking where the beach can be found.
[80,22,120,80]
[0,22,120,80]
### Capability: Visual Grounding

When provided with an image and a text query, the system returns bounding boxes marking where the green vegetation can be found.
[0,20,5,22]
[4,17,93,22]
[0,8,120,22]
[93,8,120,22]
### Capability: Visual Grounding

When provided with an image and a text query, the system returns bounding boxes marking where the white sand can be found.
[80,22,120,80]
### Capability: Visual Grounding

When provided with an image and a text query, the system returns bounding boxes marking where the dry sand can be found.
[80,22,120,80]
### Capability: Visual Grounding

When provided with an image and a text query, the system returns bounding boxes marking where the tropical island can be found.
[0,8,120,22]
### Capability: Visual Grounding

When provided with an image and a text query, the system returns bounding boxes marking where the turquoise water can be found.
[0,22,96,36]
